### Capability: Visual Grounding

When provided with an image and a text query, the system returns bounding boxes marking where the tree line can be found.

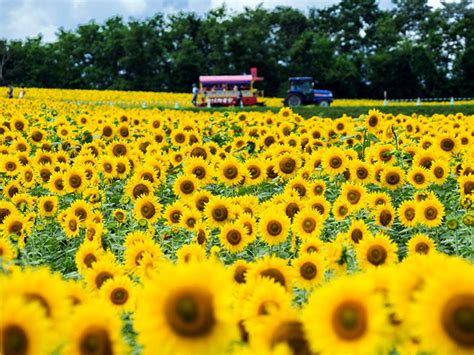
[1,0,472,99]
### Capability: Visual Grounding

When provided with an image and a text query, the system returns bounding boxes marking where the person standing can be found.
[19,84,25,99]
[7,83,13,99]
[192,83,199,106]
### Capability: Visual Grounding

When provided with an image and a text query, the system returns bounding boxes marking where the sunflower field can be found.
[0,95,473,355]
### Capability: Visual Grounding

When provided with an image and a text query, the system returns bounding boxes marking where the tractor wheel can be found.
[285,94,303,107]
[319,100,329,107]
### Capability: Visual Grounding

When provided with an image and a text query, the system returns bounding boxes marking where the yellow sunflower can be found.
[430,159,450,185]
[244,158,266,185]
[64,168,87,193]
[416,197,445,228]
[173,174,200,199]
[204,196,235,227]
[292,207,324,239]
[245,255,294,292]
[241,277,293,323]
[406,233,437,257]
[63,300,127,355]
[184,156,212,184]
[134,261,238,355]
[321,147,348,176]
[292,253,326,289]
[347,219,371,244]
[0,236,18,263]
[37,196,58,217]
[380,166,405,190]
[124,177,154,201]
[258,208,291,246]
[407,166,431,189]
[412,258,474,355]
[274,152,302,179]
[0,296,53,355]
[356,233,398,270]
[219,222,251,253]
[397,200,418,228]
[133,195,161,224]
[100,275,136,313]
[302,275,388,354]
[374,204,396,228]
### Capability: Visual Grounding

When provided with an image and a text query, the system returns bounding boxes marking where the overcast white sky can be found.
[0,0,444,42]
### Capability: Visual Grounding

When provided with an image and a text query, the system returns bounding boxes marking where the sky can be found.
[0,0,444,42]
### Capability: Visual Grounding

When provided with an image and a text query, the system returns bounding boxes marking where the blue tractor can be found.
[284,77,333,107]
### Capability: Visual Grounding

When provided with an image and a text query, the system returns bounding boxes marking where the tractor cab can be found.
[285,77,333,107]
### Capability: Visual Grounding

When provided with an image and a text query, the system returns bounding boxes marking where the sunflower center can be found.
[69,219,78,231]
[351,229,363,243]
[79,326,113,355]
[6,162,16,171]
[190,147,207,159]
[116,163,126,174]
[379,210,393,226]
[180,181,195,194]
[226,230,242,245]
[165,290,215,338]
[260,268,286,287]
[140,202,156,219]
[404,208,415,221]
[430,167,443,179]
[366,245,388,266]
[196,196,209,212]
[193,167,205,179]
[356,168,368,179]
[368,116,378,126]
[103,163,113,173]
[333,301,367,340]
[440,138,455,151]
[386,172,400,185]
[347,191,361,204]
[463,182,473,195]
[110,287,129,305]
[95,271,113,289]
[69,175,82,188]
[113,144,126,156]
[233,265,248,284]
[9,221,23,236]
[302,218,316,233]
[285,203,300,219]
[211,206,228,222]
[224,166,238,179]
[300,262,317,280]
[270,321,310,355]
[414,173,425,184]
[414,242,430,254]
[43,201,54,212]
[2,324,28,355]
[424,207,438,220]
[441,294,474,347]
[24,171,33,182]
[338,206,348,216]
[243,221,253,235]
[174,133,186,143]
[264,136,275,146]
[280,157,296,174]
[293,184,306,197]
[84,253,97,268]
[330,157,342,169]
[267,221,283,236]
[133,184,149,199]
[249,166,261,179]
